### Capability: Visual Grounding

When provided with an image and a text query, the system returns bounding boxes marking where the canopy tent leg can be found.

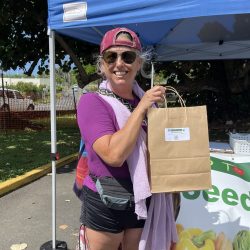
[40,30,67,250]
[151,61,155,88]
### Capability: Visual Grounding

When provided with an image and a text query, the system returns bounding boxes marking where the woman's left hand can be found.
[136,85,166,114]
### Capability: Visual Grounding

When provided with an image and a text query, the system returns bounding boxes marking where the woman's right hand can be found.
[137,85,166,114]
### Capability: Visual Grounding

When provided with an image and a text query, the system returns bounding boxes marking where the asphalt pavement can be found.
[0,161,81,250]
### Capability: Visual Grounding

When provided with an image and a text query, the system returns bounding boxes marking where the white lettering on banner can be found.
[177,170,250,241]
[165,127,190,141]
[63,2,87,22]
[182,185,250,211]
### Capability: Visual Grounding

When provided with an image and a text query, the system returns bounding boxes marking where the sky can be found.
[5,56,70,77]
[4,62,39,76]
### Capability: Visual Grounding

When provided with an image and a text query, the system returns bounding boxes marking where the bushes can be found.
[6,81,79,102]
[7,82,47,100]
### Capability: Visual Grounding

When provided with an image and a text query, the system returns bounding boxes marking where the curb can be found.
[0,153,78,197]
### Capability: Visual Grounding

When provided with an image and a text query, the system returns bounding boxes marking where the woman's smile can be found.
[113,70,128,77]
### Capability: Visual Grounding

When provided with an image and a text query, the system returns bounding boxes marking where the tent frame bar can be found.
[49,29,57,250]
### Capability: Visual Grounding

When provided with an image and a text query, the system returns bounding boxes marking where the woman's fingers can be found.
[146,86,166,101]
[137,86,166,113]
[149,86,166,95]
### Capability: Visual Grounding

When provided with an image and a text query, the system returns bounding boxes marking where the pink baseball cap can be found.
[100,27,142,55]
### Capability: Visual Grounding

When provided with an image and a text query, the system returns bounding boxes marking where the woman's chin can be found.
[111,79,129,86]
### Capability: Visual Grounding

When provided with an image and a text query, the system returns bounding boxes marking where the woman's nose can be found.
[116,55,124,66]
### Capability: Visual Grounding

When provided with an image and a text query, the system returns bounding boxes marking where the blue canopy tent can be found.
[47,1,250,249]
[48,0,250,60]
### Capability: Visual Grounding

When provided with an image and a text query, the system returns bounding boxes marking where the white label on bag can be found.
[165,128,190,141]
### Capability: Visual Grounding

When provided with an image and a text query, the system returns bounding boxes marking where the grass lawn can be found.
[0,116,80,182]
[1,114,243,182]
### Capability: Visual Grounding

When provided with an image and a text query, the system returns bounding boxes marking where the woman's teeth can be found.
[114,71,127,76]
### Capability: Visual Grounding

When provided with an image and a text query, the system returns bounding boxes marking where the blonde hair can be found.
[116,31,133,41]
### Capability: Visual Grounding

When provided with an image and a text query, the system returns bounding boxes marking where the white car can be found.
[0,88,35,111]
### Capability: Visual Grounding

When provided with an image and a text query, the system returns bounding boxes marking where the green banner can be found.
[210,156,250,182]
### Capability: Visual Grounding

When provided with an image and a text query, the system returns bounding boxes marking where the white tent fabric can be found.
[47,1,250,248]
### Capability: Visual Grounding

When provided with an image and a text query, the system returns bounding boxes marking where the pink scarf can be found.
[98,80,178,250]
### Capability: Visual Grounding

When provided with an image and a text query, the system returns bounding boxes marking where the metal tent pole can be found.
[40,29,67,250]
[150,61,155,88]
[49,29,57,250]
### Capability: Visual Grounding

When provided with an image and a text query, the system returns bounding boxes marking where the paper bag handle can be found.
[164,86,185,108]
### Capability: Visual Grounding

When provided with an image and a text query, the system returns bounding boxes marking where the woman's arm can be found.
[93,86,166,167]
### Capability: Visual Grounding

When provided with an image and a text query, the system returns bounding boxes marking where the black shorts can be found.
[80,185,146,233]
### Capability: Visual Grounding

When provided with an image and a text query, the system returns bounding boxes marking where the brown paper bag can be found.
[147,87,211,193]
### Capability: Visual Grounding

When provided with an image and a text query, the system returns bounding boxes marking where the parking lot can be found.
[0,162,81,250]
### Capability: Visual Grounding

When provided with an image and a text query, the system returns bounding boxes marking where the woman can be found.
[77,27,175,250]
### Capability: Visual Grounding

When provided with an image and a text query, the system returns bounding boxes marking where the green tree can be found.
[0,1,249,121]
[154,59,250,121]
[0,0,99,87]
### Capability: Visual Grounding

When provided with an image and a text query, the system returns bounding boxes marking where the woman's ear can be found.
[99,60,105,74]
[136,58,143,72]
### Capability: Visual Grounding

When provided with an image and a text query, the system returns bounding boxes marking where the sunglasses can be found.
[102,51,138,64]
